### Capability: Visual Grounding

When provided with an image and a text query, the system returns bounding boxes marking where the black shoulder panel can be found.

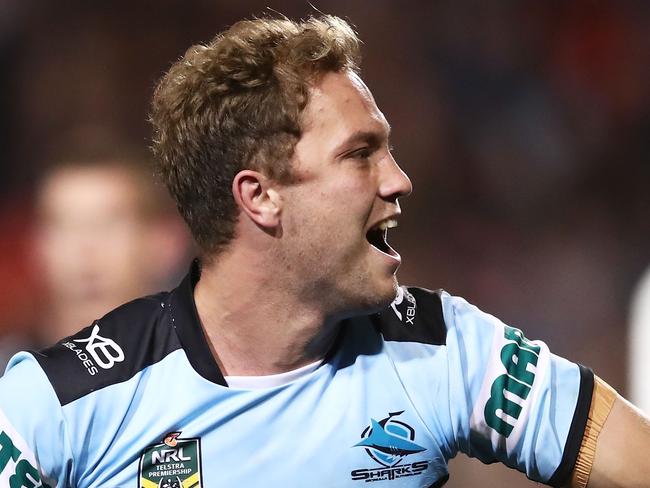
[372,286,447,346]
[32,292,182,406]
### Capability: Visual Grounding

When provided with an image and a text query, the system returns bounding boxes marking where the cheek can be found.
[325,174,375,211]
[283,175,373,235]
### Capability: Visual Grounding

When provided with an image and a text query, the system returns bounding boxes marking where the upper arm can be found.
[0,352,72,486]
[438,292,592,485]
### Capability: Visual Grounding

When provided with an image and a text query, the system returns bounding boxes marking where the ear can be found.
[232,170,282,228]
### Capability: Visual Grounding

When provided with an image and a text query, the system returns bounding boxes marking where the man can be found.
[0,144,190,371]
[31,145,190,344]
[0,15,647,488]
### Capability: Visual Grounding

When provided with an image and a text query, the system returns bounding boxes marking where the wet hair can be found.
[150,15,361,259]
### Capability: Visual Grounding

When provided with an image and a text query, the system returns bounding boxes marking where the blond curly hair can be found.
[150,15,361,258]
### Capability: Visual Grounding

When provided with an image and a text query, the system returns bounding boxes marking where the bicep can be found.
[583,394,650,487]
[441,294,589,483]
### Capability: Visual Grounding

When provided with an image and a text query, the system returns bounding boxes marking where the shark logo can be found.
[354,411,426,468]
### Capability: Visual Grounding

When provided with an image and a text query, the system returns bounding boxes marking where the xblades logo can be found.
[74,324,125,369]
[390,288,416,325]
[351,411,430,482]
[62,323,124,375]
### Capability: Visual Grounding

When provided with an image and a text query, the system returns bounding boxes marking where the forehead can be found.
[39,166,141,218]
[300,71,390,148]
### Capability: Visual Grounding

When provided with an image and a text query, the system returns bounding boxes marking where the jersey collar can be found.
[168,260,228,386]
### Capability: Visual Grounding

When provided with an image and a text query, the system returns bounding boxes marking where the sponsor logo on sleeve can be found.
[0,430,51,488]
[470,323,549,453]
[138,432,202,488]
[62,323,124,375]
[350,411,430,482]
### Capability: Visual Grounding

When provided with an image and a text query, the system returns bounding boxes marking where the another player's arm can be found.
[567,377,650,487]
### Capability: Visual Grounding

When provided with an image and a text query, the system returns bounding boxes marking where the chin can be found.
[377,276,400,307]
[343,276,399,318]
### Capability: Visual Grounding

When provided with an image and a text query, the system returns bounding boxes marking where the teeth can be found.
[377,219,398,231]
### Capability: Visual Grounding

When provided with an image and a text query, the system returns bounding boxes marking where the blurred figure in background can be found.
[629,266,650,414]
[32,136,192,345]
[0,132,192,369]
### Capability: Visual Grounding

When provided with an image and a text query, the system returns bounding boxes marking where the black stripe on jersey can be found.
[546,364,595,487]
[371,287,447,346]
[167,261,227,386]
[33,293,183,406]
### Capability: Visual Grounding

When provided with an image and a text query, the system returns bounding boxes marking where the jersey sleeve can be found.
[439,292,593,486]
[0,351,73,487]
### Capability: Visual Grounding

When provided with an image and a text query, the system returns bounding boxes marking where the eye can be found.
[346,147,372,160]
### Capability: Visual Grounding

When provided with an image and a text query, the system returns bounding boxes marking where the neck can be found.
[193,246,340,376]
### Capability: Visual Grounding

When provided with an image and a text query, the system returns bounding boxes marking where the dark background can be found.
[1,1,648,485]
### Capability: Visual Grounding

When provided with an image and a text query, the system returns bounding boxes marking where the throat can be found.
[194,276,341,376]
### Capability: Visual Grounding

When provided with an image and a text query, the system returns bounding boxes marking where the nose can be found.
[378,155,413,201]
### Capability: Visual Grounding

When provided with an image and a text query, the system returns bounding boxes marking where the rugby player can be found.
[0,14,648,487]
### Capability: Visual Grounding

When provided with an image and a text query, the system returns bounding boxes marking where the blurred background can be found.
[0,1,648,486]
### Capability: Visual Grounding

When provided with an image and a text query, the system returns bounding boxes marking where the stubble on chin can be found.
[335,274,400,319]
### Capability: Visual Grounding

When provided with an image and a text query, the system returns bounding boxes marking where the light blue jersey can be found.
[0,264,592,487]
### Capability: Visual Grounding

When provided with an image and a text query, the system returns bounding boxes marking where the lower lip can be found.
[369,244,401,267]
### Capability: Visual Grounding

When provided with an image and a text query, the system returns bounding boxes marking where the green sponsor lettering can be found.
[503,326,540,353]
[484,374,531,437]
[9,459,41,488]
[500,343,538,387]
[0,431,21,473]
[484,327,541,438]
[0,432,48,488]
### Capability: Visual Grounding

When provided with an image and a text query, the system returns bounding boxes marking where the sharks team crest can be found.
[351,411,430,482]
[138,432,202,488]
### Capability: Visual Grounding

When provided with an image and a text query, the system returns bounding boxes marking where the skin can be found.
[276,71,412,315]
[582,396,650,487]
[192,69,650,486]
[194,70,412,376]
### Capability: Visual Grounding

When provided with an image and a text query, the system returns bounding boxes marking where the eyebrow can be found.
[333,126,392,157]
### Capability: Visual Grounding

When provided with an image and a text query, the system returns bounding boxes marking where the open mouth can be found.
[366,218,398,256]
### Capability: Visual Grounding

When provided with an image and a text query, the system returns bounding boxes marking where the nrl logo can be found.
[139,432,202,488]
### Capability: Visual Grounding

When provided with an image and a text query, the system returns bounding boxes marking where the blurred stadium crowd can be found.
[0,1,648,486]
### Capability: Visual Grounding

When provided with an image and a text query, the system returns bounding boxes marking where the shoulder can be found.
[371,286,448,346]
[371,286,505,346]
[31,292,182,406]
